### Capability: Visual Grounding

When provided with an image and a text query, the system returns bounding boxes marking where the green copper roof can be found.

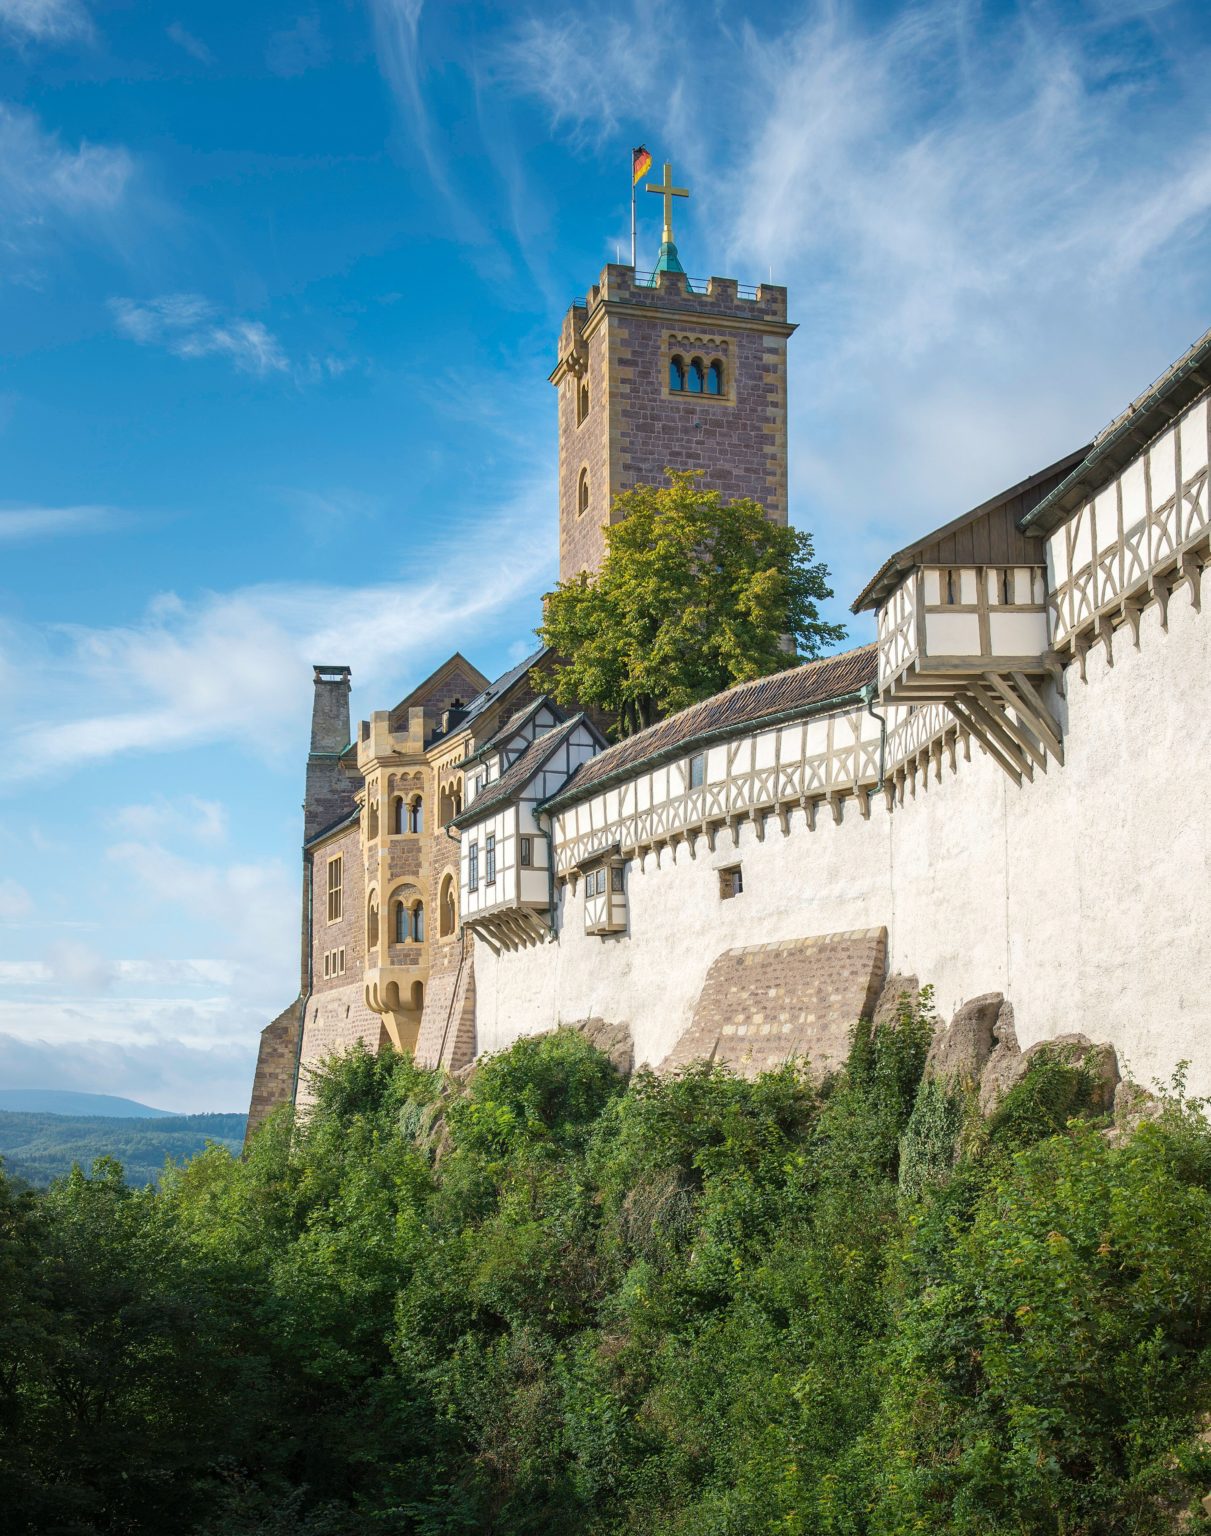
[650,239,685,277]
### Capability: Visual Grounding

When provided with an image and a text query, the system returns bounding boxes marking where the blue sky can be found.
[2,0,1210,1112]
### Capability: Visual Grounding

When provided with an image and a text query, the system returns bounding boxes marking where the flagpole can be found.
[630,171,636,268]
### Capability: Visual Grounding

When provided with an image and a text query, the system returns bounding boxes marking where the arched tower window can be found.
[393,900,407,944]
[412,902,425,943]
[408,795,423,834]
[688,357,705,393]
[410,980,424,1013]
[367,896,379,950]
[669,355,686,392]
[577,380,589,424]
[578,467,589,516]
[706,358,723,395]
[439,872,457,938]
[367,800,379,840]
[391,796,404,834]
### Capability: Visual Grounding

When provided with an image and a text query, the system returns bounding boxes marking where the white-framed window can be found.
[611,867,624,893]
[688,752,705,788]
[337,947,345,975]
[468,842,479,891]
[323,951,330,978]
[327,856,343,922]
[485,833,496,885]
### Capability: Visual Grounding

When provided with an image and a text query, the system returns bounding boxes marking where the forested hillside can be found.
[0,1110,246,1187]
[3,1007,1211,1534]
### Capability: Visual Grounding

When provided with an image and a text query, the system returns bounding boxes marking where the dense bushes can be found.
[3,1010,1211,1533]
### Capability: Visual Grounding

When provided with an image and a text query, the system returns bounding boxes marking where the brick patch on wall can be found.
[660,927,888,1079]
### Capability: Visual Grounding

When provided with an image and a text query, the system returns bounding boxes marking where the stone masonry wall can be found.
[557,266,791,580]
[661,929,888,1079]
[245,999,301,1146]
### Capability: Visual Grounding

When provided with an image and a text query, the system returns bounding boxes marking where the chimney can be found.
[304,665,355,843]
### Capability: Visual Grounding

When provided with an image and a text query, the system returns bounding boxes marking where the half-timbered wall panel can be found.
[1047,392,1211,650]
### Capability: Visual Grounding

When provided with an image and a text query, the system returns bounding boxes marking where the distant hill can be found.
[0,1089,175,1118]
[0,1110,248,1188]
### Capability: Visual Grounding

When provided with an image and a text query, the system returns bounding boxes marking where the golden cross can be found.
[645,160,689,245]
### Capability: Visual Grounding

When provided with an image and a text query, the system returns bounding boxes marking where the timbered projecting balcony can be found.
[876,563,1063,786]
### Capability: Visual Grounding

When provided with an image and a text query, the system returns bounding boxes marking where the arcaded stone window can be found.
[706,359,723,395]
[408,795,423,834]
[688,357,704,393]
[669,354,686,391]
[578,467,589,516]
[439,873,457,937]
[327,856,343,922]
[577,379,589,424]
[394,900,407,943]
[392,796,405,834]
[412,902,425,943]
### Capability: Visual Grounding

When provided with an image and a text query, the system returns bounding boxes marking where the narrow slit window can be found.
[468,843,479,891]
[519,836,532,867]
[327,856,343,922]
[485,833,496,885]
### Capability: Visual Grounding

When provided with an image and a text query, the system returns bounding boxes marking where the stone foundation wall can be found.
[245,999,301,1146]
[662,929,887,1078]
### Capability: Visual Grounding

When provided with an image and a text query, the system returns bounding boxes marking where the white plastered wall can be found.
[474,571,1211,1092]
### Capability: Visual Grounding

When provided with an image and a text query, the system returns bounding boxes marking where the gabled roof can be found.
[463,693,557,767]
[389,652,489,723]
[851,448,1088,614]
[1020,322,1211,537]
[453,713,604,828]
[540,646,878,815]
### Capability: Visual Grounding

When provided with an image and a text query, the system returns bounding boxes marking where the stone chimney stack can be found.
[304,665,354,843]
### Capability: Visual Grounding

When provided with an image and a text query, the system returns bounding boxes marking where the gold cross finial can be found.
[645,160,689,246]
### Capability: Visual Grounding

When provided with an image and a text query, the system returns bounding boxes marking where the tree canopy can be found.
[4,1014,1211,1533]
[538,473,846,736]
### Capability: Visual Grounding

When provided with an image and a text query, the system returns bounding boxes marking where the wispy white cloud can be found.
[0,504,117,542]
[110,795,229,845]
[0,1029,258,1113]
[166,20,213,64]
[0,0,91,43]
[0,878,32,922]
[109,294,289,376]
[0,102,131,222]
[0,475,552,782]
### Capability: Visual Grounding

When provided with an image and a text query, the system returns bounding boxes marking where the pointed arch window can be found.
[688,357,705,393]
[577,379,589,424]
[578,467,589,516]
[669,355,686,392]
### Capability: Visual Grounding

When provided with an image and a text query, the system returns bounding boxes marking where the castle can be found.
[246,181,1211,1137]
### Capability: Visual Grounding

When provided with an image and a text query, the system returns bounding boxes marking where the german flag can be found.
[632,145,652,185]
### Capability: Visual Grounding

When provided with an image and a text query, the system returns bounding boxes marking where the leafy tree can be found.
[538,472,845,735]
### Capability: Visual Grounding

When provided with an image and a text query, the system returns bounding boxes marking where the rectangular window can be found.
[689,752,705,788]
[468,842,479,891]
[337,947,345,976]
[719,864,743,900]
[519,835,532,867]
[323,951,330,978]
[485,834,496,885]
[327,856,343,922]
[610,866,624,893]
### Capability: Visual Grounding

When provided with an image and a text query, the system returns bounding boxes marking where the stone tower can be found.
[304,664,353,842]
[550,262,797,581]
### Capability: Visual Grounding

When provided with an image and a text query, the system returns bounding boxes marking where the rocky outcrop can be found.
[924,993,1003,1089]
